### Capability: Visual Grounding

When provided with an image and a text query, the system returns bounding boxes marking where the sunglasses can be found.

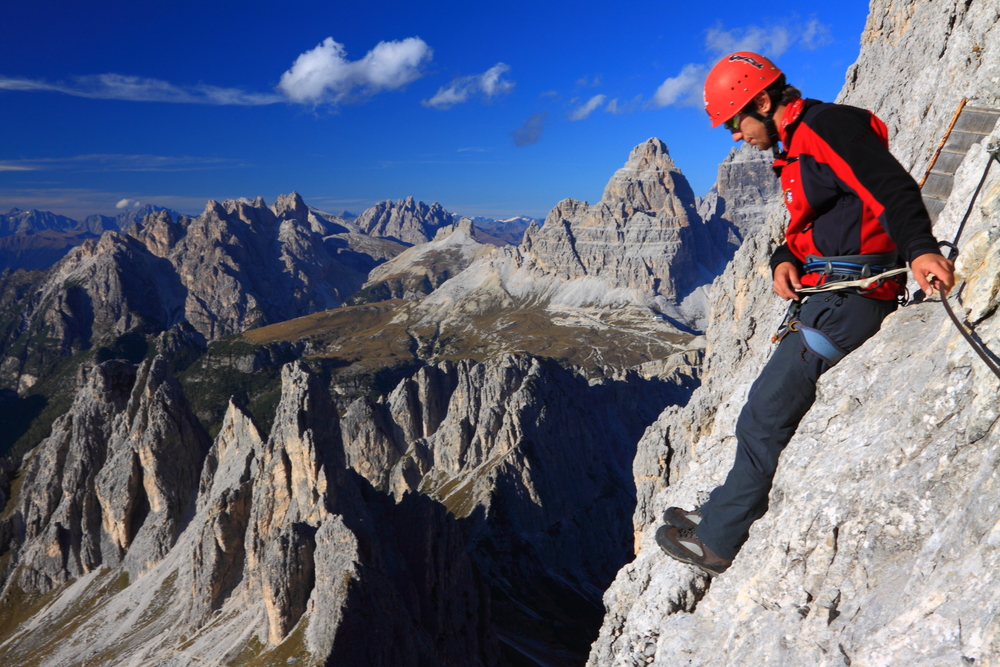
[723,113,743,131]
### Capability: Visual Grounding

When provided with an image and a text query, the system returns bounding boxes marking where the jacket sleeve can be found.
[770,243,801,275]
[808,107,941,262]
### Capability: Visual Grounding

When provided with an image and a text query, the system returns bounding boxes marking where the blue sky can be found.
[0,1,871,221]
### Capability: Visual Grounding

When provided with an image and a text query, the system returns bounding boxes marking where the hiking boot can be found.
[655,525,732,577]
[662,506,702,530]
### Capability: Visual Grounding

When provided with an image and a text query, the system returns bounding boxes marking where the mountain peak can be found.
[627,138,673,167]
[601,137,692,215]
[271,192,308,221]
[355,197,454,245]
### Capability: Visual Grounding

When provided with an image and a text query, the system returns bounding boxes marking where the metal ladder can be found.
[919,100,1000,222]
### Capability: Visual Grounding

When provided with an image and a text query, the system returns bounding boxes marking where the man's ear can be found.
[753,90,771,114]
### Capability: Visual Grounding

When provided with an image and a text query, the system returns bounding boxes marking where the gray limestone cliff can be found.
[0,350,687,666]
[698,146,782,258]
[355,196,455,245]
[587,1,1000,665]
[337,353,693,663]
[0,360,500,666]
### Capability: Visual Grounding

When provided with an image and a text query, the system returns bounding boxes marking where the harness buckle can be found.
[772,298,806,344]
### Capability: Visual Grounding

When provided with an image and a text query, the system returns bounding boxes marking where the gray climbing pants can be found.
[696,290,897,561]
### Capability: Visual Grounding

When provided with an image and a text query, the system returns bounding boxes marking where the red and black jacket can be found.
[770,98,941,300]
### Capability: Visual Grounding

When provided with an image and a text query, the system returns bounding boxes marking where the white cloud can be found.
[605,95,643,114]
[569,94,607,121]
[705,24,792,58]
[116,198,141,209]
[480,63,514,96]
[652,20,833,110]
[278,37,432,104]
[423,63,514,109]
[800,19,834,50]
[652,64,706,108]
[0,74,283,105]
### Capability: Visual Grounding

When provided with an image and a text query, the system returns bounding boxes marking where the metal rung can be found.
[954,110,1000,134]
[964,106,1000,115]
[944,132,989,152]
[929,169,956,176]
[923,194,949,201]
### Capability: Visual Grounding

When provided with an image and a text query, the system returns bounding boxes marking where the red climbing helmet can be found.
[704,52,783,127]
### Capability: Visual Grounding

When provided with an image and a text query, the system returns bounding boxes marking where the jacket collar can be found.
[772,98,824,176]
[778,98,823,148]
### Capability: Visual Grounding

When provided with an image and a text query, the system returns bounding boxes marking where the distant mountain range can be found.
[1,204,181,237]
[0,205,181,272]
[0,204,536,273]
[460,215,538,245]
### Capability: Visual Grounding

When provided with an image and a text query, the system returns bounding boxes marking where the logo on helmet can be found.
[728,54,763,70]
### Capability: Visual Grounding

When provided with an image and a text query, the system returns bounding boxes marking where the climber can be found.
[655,51,956,576]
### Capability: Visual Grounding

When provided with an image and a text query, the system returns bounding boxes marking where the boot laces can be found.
[678,527,700,541]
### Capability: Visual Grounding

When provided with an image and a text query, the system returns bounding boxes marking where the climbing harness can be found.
[771,297,849,366]
[796,252,908,296]
[773,127,1000,382]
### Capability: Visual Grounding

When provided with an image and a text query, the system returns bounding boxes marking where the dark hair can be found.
[742,74,801,114]
[765,74,801,106]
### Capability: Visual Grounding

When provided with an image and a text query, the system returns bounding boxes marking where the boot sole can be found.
[655,525,728,577]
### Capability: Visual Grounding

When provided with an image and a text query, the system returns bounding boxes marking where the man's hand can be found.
[910,253,955,296]
[773,262,803,301]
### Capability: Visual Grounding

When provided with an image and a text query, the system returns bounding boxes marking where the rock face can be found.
[838,0,1000,173]
[0,360,501,666]
[0,347,690,666]
[587,1,1000,665]
[339,353,691,663]
[9,360,140,591]
[698,146,783,258]
[7,357,211,593]
[355,196,455,245]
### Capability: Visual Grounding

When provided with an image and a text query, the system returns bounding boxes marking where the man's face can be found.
[728,112,772,150]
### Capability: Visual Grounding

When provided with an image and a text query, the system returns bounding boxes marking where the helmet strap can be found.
[746,109,783,158]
